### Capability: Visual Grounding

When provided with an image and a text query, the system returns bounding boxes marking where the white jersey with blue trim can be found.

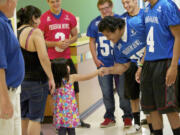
[87,14,120,67]
[114,9,146,65]
[144,0,180,61]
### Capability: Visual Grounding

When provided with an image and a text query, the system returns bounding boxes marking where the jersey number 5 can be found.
[99,36,114,56]
[130,48,145,64]
[147,26,154,53]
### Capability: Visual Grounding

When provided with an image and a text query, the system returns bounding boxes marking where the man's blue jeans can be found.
[98,74,132,121]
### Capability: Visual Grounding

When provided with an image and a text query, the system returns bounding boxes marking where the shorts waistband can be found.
[23,80,48,85]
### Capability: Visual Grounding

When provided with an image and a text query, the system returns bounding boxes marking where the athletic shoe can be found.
[126,124,141,134]
[79,119,91,128]
[56,129,58,135]
[100,118,116,128]
[140,118,148,125]
[40,131,43,135]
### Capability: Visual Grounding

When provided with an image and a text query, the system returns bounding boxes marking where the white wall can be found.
[113,0,125,15]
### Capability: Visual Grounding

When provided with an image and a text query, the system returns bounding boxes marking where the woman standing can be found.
[17,5,55,135]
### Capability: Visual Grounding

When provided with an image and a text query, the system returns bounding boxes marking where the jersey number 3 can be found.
[55,32,65,40]
[147,26,154,53]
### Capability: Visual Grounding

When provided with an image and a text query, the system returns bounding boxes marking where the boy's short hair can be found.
[97,0,113,8]
[98,16,125,33]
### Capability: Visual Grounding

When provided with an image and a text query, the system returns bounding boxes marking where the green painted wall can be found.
[17,0,124,33]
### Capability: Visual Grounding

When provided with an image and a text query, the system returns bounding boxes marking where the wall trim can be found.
[80,98,103,120]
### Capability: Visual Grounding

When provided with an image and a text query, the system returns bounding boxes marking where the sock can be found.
[132,112,140,125]
[172,127,180,135]
[148,123,154,133]
[153,129,163,135]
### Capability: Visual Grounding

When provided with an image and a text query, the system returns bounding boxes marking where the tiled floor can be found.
[42,94,174,135]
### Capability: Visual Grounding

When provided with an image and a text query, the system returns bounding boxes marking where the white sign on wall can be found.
[76,16,80,34]
[9,9,17,36]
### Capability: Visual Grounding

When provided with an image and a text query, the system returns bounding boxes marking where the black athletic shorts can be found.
[66,58,79,94]
[140,59,180,114]
[124,62,140,100]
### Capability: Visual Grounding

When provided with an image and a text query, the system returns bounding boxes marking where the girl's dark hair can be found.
[51,58,69,88]
[17,5,41,28]
[98,16,125,33]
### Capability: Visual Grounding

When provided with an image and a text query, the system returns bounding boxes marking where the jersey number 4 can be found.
[147,26,154,53]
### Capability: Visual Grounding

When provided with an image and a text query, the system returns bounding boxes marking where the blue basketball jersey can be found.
[87,14,120,67]
[114,9,146,65]
[144,0,180,61]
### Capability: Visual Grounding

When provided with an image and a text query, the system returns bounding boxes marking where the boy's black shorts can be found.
[124,62,140,100]
[140,59,180,114]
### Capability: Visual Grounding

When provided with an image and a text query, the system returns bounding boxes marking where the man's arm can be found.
[45,40,62,48]
[0,69,13,119]
[170,25,180,66]
[135,49,146,83]
[69,27,78,44]
[45,27,78,49]
[166,25,180,86]
[108,62,130,75]
[89,37,104,67]
[99,62,130,76]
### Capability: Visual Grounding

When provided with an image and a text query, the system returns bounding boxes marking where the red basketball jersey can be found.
[39,9,77,59]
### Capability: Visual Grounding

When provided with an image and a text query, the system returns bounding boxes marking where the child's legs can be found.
[58,127,67,135]
[67,128,76,135]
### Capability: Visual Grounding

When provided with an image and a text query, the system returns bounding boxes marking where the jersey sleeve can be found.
[87,21,97,38]
[141,9,146,25]
[0,23,7,69]
[113,45,130,64]
[69,13,77,29]
[163,2,180,26]
[39,14,46,32]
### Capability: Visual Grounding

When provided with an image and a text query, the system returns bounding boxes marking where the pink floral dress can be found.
[53,79,80,129]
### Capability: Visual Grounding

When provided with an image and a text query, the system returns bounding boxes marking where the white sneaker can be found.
[126,124,141,135]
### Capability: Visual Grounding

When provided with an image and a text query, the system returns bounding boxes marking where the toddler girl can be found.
[51,58,99,135]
